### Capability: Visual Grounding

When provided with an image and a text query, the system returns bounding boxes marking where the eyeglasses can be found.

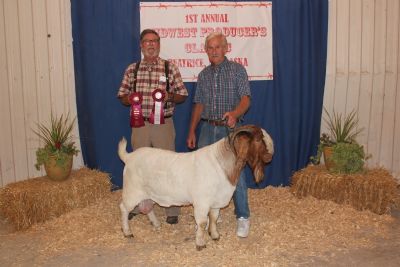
[142,39,160,45]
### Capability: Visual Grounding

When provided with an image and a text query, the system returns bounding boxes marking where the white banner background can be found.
[140,1,273,82]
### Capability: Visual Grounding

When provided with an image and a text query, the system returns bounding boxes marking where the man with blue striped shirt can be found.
[187,32,252,238]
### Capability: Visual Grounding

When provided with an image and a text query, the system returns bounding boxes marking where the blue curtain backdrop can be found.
[71,0,328,189]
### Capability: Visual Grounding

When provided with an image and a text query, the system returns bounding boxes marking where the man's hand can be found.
[222,112,238,128]
[186,131,197,149]
[119,95,131,106]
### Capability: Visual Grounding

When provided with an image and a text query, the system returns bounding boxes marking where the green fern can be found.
[324,108,363,144]
[310,108,368,174]
[330,143,366,174]
[33,113,79,170]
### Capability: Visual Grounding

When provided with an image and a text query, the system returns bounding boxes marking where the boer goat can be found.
[118,125,274,250]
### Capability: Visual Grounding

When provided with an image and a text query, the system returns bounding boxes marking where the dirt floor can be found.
[1,187,400,267]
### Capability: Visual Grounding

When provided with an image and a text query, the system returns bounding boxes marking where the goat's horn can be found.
[229,125,258,146]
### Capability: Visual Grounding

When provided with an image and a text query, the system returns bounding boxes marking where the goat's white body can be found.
[118,126,274,250]
[121,139,235,210]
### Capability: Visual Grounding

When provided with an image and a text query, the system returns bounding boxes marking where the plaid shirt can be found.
[118,57,188,118]
[194,57,251,120]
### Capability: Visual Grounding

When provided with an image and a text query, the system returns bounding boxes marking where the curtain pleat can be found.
[71,0,328,189]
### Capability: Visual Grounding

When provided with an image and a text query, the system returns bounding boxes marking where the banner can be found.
[140,1,273,81]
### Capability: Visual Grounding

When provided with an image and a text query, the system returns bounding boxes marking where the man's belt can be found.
[201,118,226,126]
[144,115,172,121]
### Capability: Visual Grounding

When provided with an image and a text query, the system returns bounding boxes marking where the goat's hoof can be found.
[121,228,134,238]
[196,244,206,251]
[151,222,161,229]
[212,236,220,241]
[123,233,134,238]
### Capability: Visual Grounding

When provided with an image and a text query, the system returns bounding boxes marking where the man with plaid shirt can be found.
[118,29,188,224]
[187,32,252,238]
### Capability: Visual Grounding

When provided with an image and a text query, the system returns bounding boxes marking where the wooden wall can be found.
[0,0,83,187]
[324,0,400,180]
[0,0,399,187]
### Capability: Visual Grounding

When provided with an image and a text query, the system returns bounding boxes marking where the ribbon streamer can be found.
[129,92,145,128]
[149,89,165,124]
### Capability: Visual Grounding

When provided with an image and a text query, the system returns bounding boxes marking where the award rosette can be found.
[149,89,165,124]
[129,92,145,128]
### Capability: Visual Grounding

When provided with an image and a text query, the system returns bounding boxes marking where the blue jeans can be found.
[197,122,250,219]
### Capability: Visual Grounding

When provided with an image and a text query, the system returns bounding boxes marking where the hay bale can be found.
[0,168,112,230]
[291,165,399,214]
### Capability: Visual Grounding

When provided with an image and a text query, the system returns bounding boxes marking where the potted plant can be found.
[33,113,79,181]
[310,108,369,174]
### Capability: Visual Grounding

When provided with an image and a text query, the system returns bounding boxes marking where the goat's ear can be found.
[228,134,251,185]
[229,158,246,185]
[234,135,251,154]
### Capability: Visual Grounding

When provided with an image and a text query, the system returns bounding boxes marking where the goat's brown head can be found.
[227,125,274,185]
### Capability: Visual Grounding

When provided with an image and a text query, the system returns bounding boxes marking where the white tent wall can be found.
[0,0,399,187]
[0,0,83,187]
[324,0,400,180]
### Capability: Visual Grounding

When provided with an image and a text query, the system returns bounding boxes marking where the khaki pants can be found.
[130,118,180,217]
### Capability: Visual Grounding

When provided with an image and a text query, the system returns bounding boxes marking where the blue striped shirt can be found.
[194,57,251,120]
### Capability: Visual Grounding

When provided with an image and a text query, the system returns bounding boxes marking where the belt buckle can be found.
[210,118,226,126]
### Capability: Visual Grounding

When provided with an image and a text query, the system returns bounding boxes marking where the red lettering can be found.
[200,13,229,23]
[185,14,198,23]
[184,43,206,54]
[155,28,197,38]
[169,58,206,68]
[230,57,249,67]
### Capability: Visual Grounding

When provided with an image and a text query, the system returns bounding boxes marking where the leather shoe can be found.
[128,211,139,220]
[166,216,178,224]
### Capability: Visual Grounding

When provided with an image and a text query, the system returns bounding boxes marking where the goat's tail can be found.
[118,137,129,163]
